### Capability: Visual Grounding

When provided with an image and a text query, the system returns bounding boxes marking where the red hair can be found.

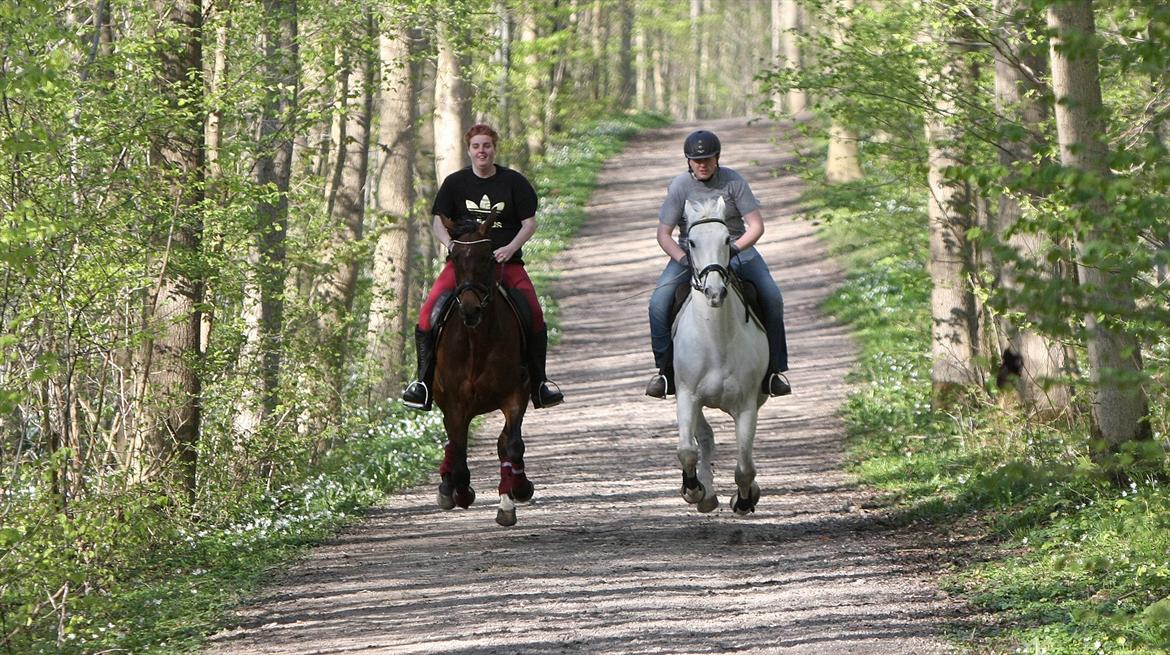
[464,123,499,147]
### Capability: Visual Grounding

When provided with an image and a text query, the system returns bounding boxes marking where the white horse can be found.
[672,196,769,515]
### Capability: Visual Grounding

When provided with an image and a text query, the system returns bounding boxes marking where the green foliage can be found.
[814,151,1170,653]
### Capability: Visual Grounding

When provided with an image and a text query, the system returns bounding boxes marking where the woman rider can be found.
[646,129,792,399]
[402,123,563,411]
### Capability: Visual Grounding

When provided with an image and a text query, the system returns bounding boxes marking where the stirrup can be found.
[533,380,564,409]
[764,372,791,397]
[402,380,432,410]
[645,370,673,399]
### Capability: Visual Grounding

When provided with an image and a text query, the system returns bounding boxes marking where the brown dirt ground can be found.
[205,119,967,655]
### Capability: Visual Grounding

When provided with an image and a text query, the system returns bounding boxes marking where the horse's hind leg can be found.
[438,413,474,510]
[496,397,530,527]
[731,408,761,516]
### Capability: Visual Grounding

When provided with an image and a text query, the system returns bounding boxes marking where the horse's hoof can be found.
[495,508,517,527]
[681,484,705,504]
[697,493,719,513]
[453,487,475,509]
[732,483,761,516]
[437,492,455,510]
[509,478,534,504]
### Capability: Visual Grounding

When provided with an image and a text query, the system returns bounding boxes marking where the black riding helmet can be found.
[683,130,721,160]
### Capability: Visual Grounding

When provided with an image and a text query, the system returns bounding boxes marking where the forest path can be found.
[206,118,961,654]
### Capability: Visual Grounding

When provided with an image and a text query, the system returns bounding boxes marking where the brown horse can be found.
[433,214,534,527]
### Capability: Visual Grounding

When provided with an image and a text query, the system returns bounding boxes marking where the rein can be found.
[449,237,499,311]
[685,217,732,291]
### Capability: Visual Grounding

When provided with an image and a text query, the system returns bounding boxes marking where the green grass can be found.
[808,172,1170,654]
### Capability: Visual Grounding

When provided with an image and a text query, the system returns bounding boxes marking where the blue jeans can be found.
[648,253,788,373]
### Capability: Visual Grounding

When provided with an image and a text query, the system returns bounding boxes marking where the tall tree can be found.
[1047,0,1150,448]
[990,0,1071,415]
[236,0,298,442]
[367,18,419,401]
[134,0,205,501]
[310,9,374,420]
[825,0,863,182]
[434,19,468,182]
[922,30,981,402]
[781,0,807,115]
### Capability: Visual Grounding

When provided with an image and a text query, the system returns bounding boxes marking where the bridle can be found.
[686,217,732,291]
[448,238,495,311]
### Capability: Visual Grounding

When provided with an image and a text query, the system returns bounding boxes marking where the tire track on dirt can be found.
[206,118,961,654]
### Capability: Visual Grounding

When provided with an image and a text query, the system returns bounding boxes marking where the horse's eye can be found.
[687,239,695,249]
[725,236,731,245]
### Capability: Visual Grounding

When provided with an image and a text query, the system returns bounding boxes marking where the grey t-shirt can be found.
[658,166,761,259]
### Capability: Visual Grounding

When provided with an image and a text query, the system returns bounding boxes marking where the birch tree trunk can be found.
[367,21,418,401]
[618,0,634,109]
[1047,1,1150,448]
[991,0,1071,417]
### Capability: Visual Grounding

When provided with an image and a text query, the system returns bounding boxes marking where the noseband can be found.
[449,238,495,310]
[687,217,731,291]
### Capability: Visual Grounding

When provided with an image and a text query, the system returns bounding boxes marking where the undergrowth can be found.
[808,173,1170,654]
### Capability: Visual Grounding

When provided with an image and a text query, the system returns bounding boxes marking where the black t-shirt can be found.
[431,165,538,263]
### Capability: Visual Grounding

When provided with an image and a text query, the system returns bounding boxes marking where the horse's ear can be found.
[439,214,458,237]
[475,209,498,238]
[683,199,697,218]
[715,195,726,216]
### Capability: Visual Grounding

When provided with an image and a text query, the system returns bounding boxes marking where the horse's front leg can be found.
[730,406,761,516]
[495,393,531,527]
[438,411,475,510]
[676,391,717,512]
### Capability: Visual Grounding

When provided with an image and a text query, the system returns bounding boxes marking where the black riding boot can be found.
[402,327,436,411]
[762,371,792,397]
[528,328,564,409]
[645,365,675,399]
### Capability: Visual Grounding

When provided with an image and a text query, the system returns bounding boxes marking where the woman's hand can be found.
[493,244,518,262]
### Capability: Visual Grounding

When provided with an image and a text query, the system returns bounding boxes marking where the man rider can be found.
[646,129,792,399]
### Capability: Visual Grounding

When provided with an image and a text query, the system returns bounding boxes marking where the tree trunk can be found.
[991,0,1071,417]
[434,21,467,183]
[781,0,806,115]
[686,0,700,121]
[923,39,980,404]
[617,0,634,109]
[236,0,297,445]
[367,20,418,402]
[311,9,374,429]
[771,0,784,114]
[1047,1,1150,448]
[134,0,204,502]
[825,0,862,182]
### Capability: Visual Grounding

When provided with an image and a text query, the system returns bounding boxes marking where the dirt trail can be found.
[206,119,961,654]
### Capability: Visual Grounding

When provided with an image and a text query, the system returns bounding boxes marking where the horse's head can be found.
[684,196,731,307]
[441,213,497,327]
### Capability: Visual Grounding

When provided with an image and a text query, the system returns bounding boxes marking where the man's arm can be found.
[734,208,764,252]
[657,222,687,263]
